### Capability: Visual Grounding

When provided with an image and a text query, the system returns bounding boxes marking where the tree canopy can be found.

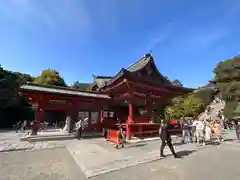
[213,55,240,118]
[165,95,204,120]
[34,69,66,87]
[193,87,214,106]
[0,66,35,128]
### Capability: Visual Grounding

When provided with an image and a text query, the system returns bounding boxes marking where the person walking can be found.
[102,117,108,139]
[214,120,224,143]
[191,119,196,143]
[15,121,21,133]
[75,119,84,140]
[204,120,212,144]
[21,120,27,132]
[181,120,191,144]
[235,121,240,142]
[115,123,125,149]
[159,122,178,158]
[193,119,205,146]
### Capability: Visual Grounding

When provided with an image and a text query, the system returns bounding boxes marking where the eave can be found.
[19,83,110,100]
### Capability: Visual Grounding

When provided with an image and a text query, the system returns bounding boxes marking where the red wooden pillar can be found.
[88,111,92,131]
[32,101,43,135]
[127,103,133,139]
[98,108,103,132]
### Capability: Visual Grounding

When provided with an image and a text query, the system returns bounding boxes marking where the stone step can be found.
[21,132,103,142]
[22,134,77,142]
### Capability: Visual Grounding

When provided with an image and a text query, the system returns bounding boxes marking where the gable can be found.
[129,55,172,85]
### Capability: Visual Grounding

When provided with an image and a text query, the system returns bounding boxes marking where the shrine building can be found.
[19,53,194,141]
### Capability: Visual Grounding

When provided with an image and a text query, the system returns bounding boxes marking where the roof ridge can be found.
[126,54,151,70]
[25,82,94,93]
[95,76,113,79]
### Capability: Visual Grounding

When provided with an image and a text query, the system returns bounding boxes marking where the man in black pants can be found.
[76,119,84,140]
[159,122,178,158]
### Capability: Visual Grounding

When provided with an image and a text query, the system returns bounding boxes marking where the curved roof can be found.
[126,54,152,72]
[20,82,110,99]
[102,53,172,88]
[92,76,112,88]
[91,53,193,93]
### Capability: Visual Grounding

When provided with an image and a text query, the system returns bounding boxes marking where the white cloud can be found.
[0,0,148,34]
[0,0,93,33]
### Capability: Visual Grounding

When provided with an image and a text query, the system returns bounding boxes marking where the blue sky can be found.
[0,0,239,88]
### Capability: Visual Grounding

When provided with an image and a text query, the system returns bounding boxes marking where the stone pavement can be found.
[0,130,239,180]
[67,130,238,178]
[0,147,86,180]
[91,142,240,180]
[67,139,196,178]
[0,131,73,152]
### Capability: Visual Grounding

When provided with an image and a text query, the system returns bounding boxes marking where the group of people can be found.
[14,120,33,133]
[181,118,225,146]
[15,120,50,133]
[159,117,240,158]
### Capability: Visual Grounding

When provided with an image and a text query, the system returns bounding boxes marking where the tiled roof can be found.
[93,76,112,88]
[72,83,91,90]
[20,83,110,99]
[104,53,172,87]
[91,53,193,93]
[126,54,152,72]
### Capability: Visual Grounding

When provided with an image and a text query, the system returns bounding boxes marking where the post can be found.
[127,103,133,139]
[88,111,92,131]
[32,102,42,135]
[128,103,133,122]
[98,108,103,132]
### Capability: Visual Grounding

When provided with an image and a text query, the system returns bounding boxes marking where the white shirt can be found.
[76,120,84,130]
[193,120,204,130]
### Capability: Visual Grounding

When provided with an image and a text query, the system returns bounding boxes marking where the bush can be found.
[223,100,238,119]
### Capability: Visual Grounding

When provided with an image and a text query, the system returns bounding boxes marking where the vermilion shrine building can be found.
[19,54,193,140]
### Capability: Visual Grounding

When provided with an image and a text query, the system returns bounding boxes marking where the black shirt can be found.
[160,124,170,140]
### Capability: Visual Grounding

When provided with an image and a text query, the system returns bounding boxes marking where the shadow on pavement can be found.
[223,138,236,142]
[176,150,196,158]
[160,150,196,159]
[172,142,184,146]
[125,143,148,149]
[82,136,103,139]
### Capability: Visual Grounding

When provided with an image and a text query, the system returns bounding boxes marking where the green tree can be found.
[193,88,214,106]
[213,55,240,118]
[0,65,35,128]
[34,69,66,87]
[165,95,204,120]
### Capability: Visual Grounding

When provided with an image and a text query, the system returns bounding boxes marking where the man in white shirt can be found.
[192,119,205,146]
[75,119,84,140]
